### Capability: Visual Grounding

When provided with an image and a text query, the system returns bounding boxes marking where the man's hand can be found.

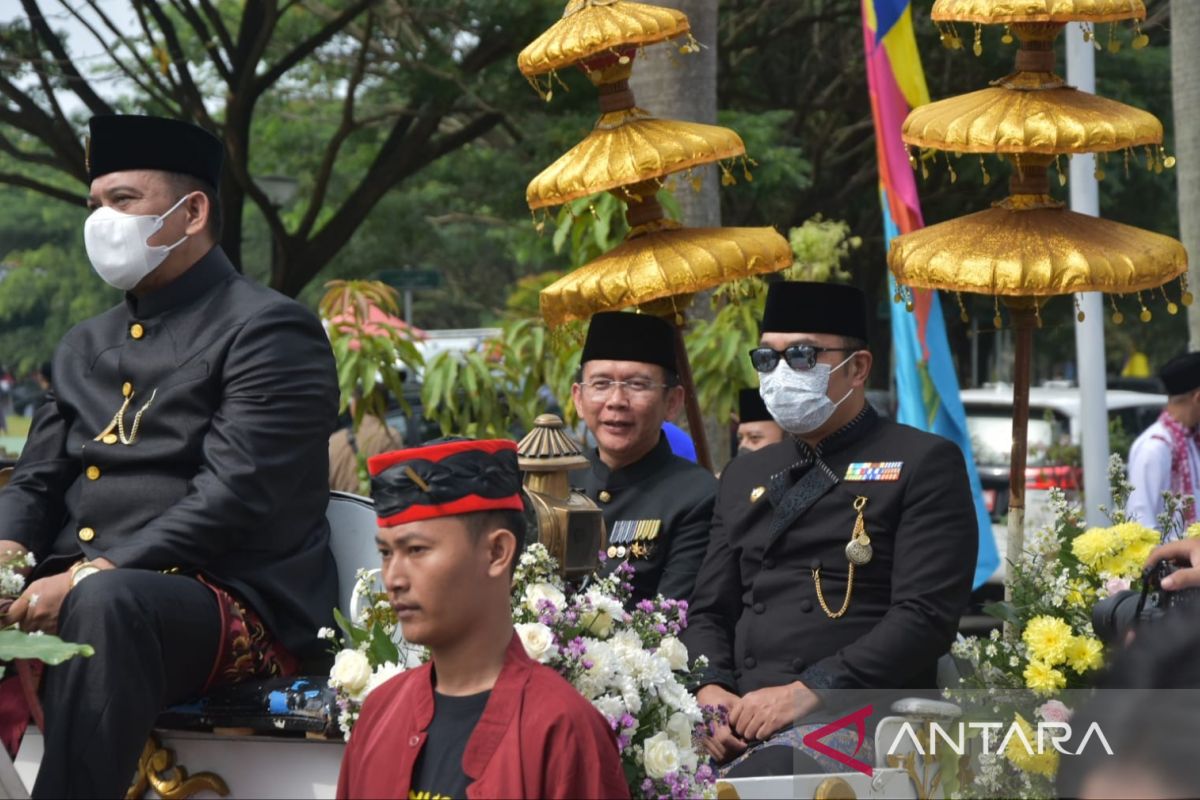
[696,684,747,762]
[728,681,821,743]
[4,571,71,634]
[1146,538,1200,591]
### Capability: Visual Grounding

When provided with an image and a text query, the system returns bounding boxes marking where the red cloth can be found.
[337,632,630,800]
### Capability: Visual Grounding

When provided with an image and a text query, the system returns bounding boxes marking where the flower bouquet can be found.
[944,456,1189,798]
[326,546,720,799]
[0,550,94,670]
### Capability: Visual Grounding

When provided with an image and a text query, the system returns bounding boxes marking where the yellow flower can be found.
[1111,521,1160,548]
[1186,522,1200,540]
[1065,636,1104,674]
[1003,713,1060,777]
[1071,527,1120,568]
[1023,659,1068,696]
[1022,616,1073,666]
[1064,579,1091,609]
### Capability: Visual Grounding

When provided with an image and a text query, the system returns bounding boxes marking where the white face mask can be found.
[758,353,856,435]
[84,194,191,290]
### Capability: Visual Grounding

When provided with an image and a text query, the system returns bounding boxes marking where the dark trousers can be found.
[33,569,220,799]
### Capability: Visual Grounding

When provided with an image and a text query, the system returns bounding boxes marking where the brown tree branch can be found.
[296,13,375,239]
[196,0,238,65]
[19,0,113,117]
[253,0,373,96]
[0,172,84,205]
[68,0,181,111]
[166,0,233,83]
[137,1,216,126]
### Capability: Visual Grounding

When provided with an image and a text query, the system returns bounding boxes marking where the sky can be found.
[1,1,140,114]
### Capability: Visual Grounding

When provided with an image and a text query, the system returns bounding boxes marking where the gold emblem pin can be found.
[607,545,618,559]
[750,486,765,503]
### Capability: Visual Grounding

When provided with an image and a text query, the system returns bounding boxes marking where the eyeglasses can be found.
[579,379,670,401]
[749,345,858,373]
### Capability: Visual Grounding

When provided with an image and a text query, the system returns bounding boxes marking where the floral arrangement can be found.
[325,546,719,799]
[0,550,94,669]
[945,456,1191,798]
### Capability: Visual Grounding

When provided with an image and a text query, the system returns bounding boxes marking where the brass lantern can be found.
[518,414,606,580]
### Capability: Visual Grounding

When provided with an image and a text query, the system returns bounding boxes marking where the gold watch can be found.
[68,560,101,589]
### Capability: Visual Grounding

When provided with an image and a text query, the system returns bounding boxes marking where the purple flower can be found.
[619,712,636,731]
[654,623,668,635]
[598,549,609,563]
[581,658,594,670]
[641,778,655,793]
[636,599,656,613]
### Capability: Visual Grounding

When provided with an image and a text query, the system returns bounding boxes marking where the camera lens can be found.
[1093,589,1143,645]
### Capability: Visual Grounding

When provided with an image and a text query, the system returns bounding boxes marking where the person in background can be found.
[337,438,628,799]
[329,395,402,495]
[570,311,717,604]
[662,420,698,463]
[1127,352,1200,535]
[735,387,784,455]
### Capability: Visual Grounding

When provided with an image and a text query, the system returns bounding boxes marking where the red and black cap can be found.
[368,439,524,528]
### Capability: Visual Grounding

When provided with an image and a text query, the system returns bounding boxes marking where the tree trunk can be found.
[627,0,721,229]
[627,0,725,469]
[1176,1,1200,348]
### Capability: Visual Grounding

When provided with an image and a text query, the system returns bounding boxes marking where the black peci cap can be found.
[87,115,223,188]
[760,281,868,342]
[580,311,677,373]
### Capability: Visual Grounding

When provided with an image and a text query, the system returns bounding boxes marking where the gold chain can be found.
[94,388,157,446]
[813,564,855,619]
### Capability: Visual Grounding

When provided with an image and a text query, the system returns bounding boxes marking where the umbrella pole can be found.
[1006,304,1036,601]
[671,324,713,472]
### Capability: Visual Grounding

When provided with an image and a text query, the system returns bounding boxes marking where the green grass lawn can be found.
[0,415,30,458]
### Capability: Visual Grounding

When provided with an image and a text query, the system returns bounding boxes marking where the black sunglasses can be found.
[749,345,857,373]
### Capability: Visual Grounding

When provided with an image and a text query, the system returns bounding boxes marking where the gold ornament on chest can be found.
[94,384,158,446]
[813,495,873,619]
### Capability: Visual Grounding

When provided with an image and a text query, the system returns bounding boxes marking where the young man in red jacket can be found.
[336,438,629,800]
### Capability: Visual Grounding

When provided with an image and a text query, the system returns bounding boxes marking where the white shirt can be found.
[1126,417,1200,538]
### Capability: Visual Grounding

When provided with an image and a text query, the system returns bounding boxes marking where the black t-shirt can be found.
[408,690,491,800]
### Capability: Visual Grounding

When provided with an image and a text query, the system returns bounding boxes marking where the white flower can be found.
[317,627,336,640]
[329,649,372,698]
[642,731,682,779]
[515,622,557,663]
[523,582,566,615]
[657,636,689,671]
[579,591,622,639]
[364,662,406,698]
[592,694,628,722]
[666,711,694,751]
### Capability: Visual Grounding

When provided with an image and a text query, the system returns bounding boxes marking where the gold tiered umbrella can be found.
[889,4,1185,564]
[931,0,1144,24]
[526,107,745,210]
[902,86,1161,155]
[520,0,793,470]
[540,223,792,327]
[518,0,690,80]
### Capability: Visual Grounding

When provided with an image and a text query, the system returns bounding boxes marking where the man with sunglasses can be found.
[571,312,717,603]
[683,281,977,775]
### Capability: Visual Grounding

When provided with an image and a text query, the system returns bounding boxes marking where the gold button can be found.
[122,382,132,397]
[78,527,95,542]
[598,490,612,503]
[86,466,101,480]
[130,323,144,339]
[102,434,118,445]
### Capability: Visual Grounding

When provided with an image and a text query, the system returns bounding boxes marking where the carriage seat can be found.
[156,492,380,738]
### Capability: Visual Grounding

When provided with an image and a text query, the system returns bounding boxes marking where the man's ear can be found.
[665,385,685,419]
[485,528,518,578]
[182,192,210,238]
[851,350,873,387]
